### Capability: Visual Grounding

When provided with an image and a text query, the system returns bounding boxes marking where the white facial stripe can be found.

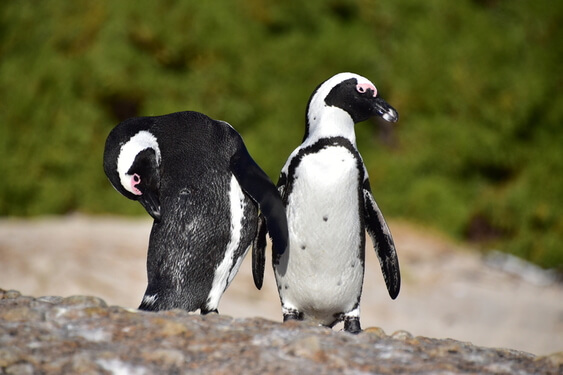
[308,73,353,123]
[305,73,375,145]
[307,72,375,129]
[116,130,161,195]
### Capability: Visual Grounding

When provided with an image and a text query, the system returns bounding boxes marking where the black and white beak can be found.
[373,96,399,123]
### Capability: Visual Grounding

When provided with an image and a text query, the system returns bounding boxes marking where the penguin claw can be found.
[343,317,362,334]
[283,310,304,322]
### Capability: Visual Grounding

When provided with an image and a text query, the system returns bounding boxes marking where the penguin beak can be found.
[372,96,399,123]
[138,192,161,221]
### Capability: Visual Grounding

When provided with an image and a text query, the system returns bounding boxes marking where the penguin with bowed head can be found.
[103,111,288,314]
[253,72,401,333]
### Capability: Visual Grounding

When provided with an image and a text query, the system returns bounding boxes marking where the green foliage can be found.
[1,0,561,269]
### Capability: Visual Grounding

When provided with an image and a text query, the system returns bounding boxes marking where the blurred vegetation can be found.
[1,0,561,269]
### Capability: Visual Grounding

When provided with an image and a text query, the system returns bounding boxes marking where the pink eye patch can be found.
[356,83,377,97]
[131,173,142,195]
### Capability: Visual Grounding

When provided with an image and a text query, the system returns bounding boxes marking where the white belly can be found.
[276,146,364,324]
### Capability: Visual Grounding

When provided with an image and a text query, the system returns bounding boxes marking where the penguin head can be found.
[304,72,398,140]
[104,120,162,221]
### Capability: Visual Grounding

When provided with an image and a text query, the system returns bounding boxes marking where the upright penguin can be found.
[104,111,288,313]
[253,72,400,333]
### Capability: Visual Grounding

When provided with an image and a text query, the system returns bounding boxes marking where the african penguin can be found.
[103,111,288,314]
[253,72,400,333]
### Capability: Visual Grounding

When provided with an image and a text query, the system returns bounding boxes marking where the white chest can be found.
[276,145,365,322]
[288,146,361,239]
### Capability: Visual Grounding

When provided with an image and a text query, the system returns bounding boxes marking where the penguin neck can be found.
[304,106,357,146]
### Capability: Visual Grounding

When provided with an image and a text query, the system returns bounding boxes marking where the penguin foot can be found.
[201,308,219,315]
[343,317,362,334]
[283,309,304,322]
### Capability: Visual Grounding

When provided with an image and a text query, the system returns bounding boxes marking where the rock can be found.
[0,289,560,375]
[363,326,386,338]
[391,329,414,340]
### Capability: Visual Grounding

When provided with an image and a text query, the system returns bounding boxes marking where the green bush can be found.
[1,0,561,269]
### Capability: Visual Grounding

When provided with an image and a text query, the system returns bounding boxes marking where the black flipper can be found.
[230,143,289,260]
[273,172,287,268]
[251,170,287,289]
[252,215,268,289]
[362,178,400,299]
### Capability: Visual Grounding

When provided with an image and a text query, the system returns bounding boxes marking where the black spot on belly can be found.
[323,215,328,222]
[284,285,289,290]
[301,245,306,250]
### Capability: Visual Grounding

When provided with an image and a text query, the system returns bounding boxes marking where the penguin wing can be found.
[251,169,290,288]
[251,215,268,289]
[362,178,401,299]
[230,143,289,265]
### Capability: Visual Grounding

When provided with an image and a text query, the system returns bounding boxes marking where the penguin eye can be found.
[356,83,378,97]
[129,173,142,195]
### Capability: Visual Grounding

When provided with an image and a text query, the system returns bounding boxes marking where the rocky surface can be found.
[1,289,561,375]
[1,215,561,356]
